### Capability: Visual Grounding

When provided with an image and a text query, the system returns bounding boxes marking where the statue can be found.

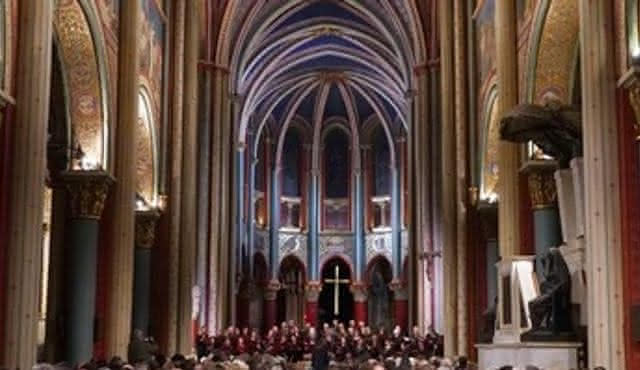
[499,102,582,168]
[522,248,575,341]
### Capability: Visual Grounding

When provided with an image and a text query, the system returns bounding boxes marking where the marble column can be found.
[270,166,282,278]
[176,0,199,353]
[526,167,561,276]
[305,281,322,326]
[61,171,113,364]
[308,169,320,280]
[390,281,408,332]
[438,0,458,357]
[167,0,185,351]
[453,0,469,355]
[350,282,368,325]
[104,0,140,358]
[263,281,281,331]
[495,0,521,258]
[133,209,161,336]
[2,2,52,369]
[580,2,625,368]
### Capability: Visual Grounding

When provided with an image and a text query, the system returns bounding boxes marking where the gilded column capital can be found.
[389,279,408,300]
[305,280,323,302]
[619,65,640,141]
[135,208,161,249]
[527,169,557,210]
[350,281,368,302]
[265,280,281,300]
[60,170,114,220]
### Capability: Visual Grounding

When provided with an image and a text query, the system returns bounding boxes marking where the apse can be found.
[228,0,420,330]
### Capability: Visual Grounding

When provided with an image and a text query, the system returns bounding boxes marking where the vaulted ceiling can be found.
[219,0,427,151]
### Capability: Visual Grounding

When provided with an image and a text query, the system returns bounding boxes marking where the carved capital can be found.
[389,279,408,300]
[305,280,323,302]
[135,209,161,248]
[527,170,557,209]
[350,281,368,302]
[265,280,281,300]
[60,170,114,220]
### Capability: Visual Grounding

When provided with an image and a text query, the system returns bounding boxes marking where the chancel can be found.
[1,1,639,370]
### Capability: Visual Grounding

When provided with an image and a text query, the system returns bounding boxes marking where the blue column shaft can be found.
[308,173,319,280]
[391,167,401,278]
[65,218,100,364]
[533,206,562,276]
[236,150,245,273]
[354,172,365,280]
[132,247,152,335]
[247,161,256,278]
[270,167,280,278]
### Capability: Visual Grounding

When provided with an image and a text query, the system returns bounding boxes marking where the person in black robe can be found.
[311,339,330,370]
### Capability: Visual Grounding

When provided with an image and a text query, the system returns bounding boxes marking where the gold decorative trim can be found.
[135,208,161,249]
[60,170,114,219]
[350,281,368,302]
[527,170,557,209]
[305,280,323,302]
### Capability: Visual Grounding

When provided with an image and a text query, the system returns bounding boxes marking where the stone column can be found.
[453,0,469,355]
[61,171,113,364]
[270,166,282,278]
[305,281,322,326]
[354,165,365,280]
[350,282,368,325]
[167,0,185,351]
[525,166,561,276]
[580,2,625,368]
[2,2,52,368]
[308,168,320,280]
[390,281,408,332]
[235,147,245,273]
[391,166,402,277]
[104,0,140,358]
[247,154,257,278]
[176,0,199,353]
[438,0,458,356]
[263,281,281,331]
[133,209,161,336]
[495,0,521,258]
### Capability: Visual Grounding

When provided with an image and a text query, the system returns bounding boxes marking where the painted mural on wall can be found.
[474,0,496,95]
[139,0,165,133]
[517,0,536,101]
[96,0,119,145]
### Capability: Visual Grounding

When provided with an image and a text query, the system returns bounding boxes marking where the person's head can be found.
[372,364,385,370]
[393,325,401,337]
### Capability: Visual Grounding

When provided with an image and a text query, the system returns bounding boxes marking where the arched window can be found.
[282,130,301,196]
[281,129,303,228]
[254,133,268,228]
[372,127,390,196]
[324,129,350,198]
[323,127,350,230]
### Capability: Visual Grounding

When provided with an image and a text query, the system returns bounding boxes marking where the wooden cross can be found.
[324,265,350,315]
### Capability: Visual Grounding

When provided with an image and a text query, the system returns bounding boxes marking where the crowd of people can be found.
[194,320,449,368]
